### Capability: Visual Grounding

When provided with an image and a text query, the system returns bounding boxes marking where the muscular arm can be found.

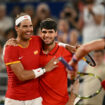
[75,39,105,61]
[10,63,35,81]
[9,57,58,82]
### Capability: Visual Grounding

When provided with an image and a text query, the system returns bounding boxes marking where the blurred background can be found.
[0,0,105,105]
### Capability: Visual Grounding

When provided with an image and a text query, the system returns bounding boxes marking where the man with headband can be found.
[3,13,59,105]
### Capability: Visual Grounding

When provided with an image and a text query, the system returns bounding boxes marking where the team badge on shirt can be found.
[34,50,38,55]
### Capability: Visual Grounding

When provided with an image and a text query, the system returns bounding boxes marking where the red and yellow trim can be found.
[18,38,32,48]
[6,61,20,66]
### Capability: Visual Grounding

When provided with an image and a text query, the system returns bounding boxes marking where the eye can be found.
[30,25,33,27]
[49,31,53,33]
[22,25,28,28]
[42,31,47,34]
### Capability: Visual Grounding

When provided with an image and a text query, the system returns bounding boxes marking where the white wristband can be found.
[58,42,67,48]
[33,68,46,78]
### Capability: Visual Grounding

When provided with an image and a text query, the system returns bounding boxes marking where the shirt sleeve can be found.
[3,46,20,66]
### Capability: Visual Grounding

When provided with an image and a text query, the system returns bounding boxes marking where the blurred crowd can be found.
[0,0,105,70]
[0,0,105,104]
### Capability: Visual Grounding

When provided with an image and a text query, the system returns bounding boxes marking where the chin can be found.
[45,42,54,45]
[22,37,30,41]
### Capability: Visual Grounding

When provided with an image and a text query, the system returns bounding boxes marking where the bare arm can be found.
[9,57,59,81]
[75,39,105,61]
[68,39,105,70]
[10,63,35,81]
[57,42,77,53]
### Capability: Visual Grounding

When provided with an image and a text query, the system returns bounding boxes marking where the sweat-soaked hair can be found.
[40,18,57,32]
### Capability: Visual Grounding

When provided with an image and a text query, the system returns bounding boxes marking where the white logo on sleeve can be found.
[18,56,23,60]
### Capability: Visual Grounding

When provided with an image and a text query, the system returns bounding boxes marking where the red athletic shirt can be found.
[101,80,105,90]
[39,43,72,105]
[4,36,42,100]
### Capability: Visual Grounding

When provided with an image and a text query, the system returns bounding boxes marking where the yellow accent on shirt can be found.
[6,61,20,65]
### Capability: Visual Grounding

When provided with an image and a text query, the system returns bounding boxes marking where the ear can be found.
[15,26,19,32]
[55,31,58,37]
[39,29,42,37]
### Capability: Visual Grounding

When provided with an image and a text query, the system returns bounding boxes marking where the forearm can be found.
[20,68,46,81]
[11,57,58,81]
[11,63,46,81]
[75,39,105,61]
[20,70,35,81]
[57,42,76,53]
[66,92,76,105]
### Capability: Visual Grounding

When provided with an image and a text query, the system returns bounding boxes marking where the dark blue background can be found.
[6,2,67,18]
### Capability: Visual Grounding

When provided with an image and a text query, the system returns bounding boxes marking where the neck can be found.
[16,37,30,48]
[43,42,56,54]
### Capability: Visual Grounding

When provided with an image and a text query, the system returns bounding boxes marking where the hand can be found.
[5,38,17,47]
[65,44,80,54]
[65,45,76,53]
[44,57,59,72]
[66,80,79,105]
[67,60,78,80]
[66,92,76,105]
[87,5,93,14]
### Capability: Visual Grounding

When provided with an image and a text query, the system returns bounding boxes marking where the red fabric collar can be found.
[42,43,59,55]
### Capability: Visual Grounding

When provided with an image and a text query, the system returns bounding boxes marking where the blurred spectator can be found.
[60,3,79,30]
[23,4,35,19]
[0,41,5,71]
[69,29,79,46]
[3,28,17,43]
[10,6,22,19]
[68,29,87,73]
[23,4,36,33]
[79,0,105,43]
[0,4,13,42]
[33,3,51,34]
[57,19,70,43]
[81,50,105,105]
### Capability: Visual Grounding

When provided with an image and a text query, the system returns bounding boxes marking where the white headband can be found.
[15,15,31,26]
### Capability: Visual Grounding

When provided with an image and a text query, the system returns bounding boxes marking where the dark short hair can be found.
[40,18,57,32]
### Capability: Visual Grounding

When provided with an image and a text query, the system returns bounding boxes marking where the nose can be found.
[27,26,33,32]
[44,32,49,37]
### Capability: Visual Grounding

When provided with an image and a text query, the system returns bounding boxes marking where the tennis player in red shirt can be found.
[3,13,58,105]
[39,18,76,105]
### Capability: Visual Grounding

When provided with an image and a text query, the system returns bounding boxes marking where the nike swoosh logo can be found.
[18,56,23,60]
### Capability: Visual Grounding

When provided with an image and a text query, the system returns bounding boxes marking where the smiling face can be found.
[15,19,33,41]
[40,28,57,45]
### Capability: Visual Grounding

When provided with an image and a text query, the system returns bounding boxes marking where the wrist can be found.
[58,42,67,48]
[42,67,46,73]
[72,55,78,63]
[33,67,46,78]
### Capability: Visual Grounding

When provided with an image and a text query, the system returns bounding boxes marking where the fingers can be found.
[75,43,80,49]
[50,57,59,64]
[45,57,59,72]
[5,38,17,46]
